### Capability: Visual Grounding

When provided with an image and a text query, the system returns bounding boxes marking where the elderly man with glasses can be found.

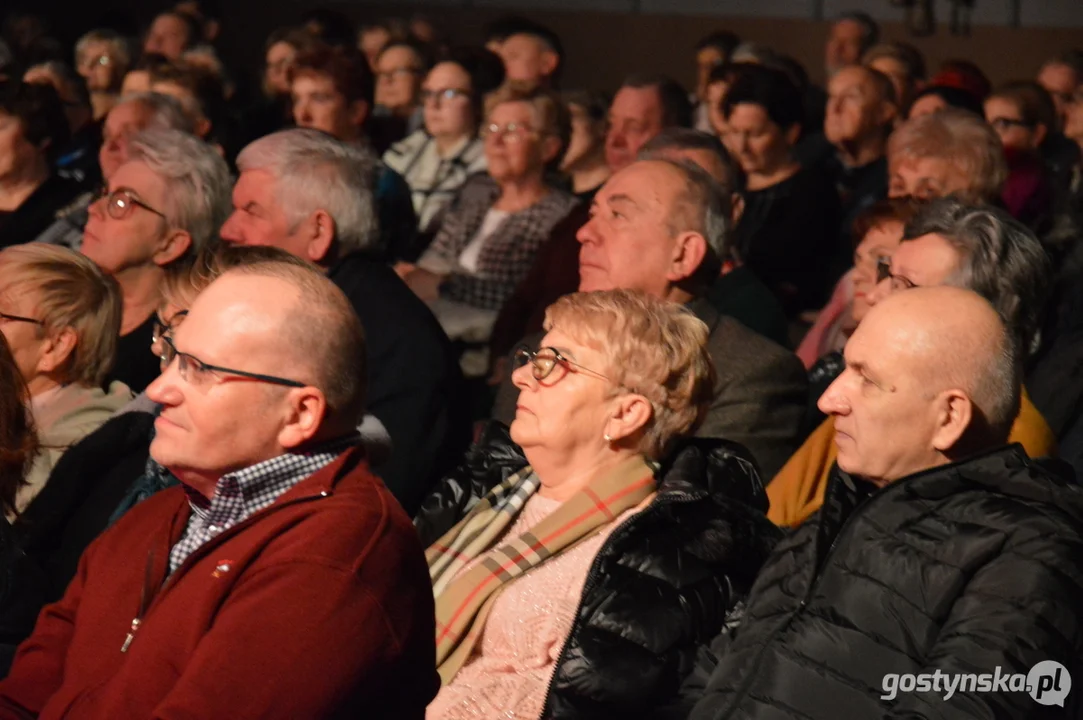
[0,259,439,719]
[80,127,229,393]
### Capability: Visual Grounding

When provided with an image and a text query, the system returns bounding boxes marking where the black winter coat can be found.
[690,444,1083,720]
[415,423,781,719]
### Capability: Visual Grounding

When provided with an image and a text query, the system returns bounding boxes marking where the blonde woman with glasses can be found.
[417,289,778,719]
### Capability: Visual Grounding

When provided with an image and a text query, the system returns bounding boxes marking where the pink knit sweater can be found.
[427,493,639,720]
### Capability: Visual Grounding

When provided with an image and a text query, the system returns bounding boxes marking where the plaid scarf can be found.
[428,455,657,684]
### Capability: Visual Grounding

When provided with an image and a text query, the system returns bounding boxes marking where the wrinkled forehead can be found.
[600,162,678,209]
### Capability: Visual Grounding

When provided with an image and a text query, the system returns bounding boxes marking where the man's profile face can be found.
[220,169,314,260]
[605,86,665,172]
[146,273,307,479]
[576,161,684,299]
[817,305,945,486]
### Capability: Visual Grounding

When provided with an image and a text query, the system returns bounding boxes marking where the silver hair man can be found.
[233,129,379,257]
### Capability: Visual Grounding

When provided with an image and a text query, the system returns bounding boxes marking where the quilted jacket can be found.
[690,444,1083,720]
[415,423,781,719]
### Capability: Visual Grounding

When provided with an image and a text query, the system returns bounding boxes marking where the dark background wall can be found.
[14,0,1083,93]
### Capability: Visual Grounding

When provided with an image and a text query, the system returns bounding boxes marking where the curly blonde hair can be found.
[543,289,715,459]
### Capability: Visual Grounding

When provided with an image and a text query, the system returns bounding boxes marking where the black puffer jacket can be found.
[414,423,781,719]
[690,444,1083,720]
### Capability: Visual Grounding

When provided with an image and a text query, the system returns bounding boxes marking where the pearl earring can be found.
[604,433,612,442]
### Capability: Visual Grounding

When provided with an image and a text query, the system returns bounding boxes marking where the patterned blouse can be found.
[419,174,578,311]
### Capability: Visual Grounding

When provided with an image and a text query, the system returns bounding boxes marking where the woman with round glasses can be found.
[0,243,130,514]
[417,289,778,719]
[74,29,133,121]
[383,47,505,238]
[397,85,578,367]
[80,127,230,393]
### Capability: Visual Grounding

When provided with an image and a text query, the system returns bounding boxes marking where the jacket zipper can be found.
[717,478,893,716]
[118,489,332,653]
[539,491,696,718]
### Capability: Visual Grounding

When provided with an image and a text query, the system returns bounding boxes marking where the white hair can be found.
[127,128,231,259]
[116,91,196,135]
[235,129,379,256]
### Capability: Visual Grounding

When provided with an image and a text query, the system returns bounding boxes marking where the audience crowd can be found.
[0,6,1080,718]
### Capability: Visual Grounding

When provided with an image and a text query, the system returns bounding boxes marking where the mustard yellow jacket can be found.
[766,390,1057,527]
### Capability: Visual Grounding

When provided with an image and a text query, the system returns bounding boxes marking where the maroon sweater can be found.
[0,447,439,719]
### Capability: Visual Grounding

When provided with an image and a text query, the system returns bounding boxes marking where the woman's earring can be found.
[603,433,612,443]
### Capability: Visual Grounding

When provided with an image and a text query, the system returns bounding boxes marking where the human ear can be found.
[931,389,973,452]
[603,392,653,445]
[277,387,328,449]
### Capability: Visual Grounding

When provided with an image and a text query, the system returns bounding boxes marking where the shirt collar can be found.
[188,433,361,518]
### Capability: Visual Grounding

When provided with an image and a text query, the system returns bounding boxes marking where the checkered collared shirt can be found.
[167,435,360,574]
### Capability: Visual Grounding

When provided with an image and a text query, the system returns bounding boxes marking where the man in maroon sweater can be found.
[0,261,439,718]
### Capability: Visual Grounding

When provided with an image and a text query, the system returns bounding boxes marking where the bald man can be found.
[824,65,898,244]
[690,286,1083,720]
[0,263,439,718]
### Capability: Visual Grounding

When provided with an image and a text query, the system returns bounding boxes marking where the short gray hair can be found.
[646,158,731,281]
[116,91,196,135]
[638,128,744,195]
[235,129,379,257]
[902,197,1051,355]
[127,128,231,260]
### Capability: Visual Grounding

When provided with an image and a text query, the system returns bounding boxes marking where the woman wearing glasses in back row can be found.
[396,85,578,369]
[80,126,230,393]
[383,47,506,240]
[415,289,778,719]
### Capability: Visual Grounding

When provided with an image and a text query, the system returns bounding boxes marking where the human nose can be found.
[510,356,536,391]
[576,215,600,245]
[219,211,243,243]
[817,372,850,416]
[146,358,183,406]
[866,276,892,308]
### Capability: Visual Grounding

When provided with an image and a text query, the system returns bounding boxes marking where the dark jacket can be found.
[16,411,155,603]
[328,252,469,515]
[0,174,88,250]
[733,166,844,316]
[690,444,1083,720]
[492,298,809,479]
[416,423,782,719]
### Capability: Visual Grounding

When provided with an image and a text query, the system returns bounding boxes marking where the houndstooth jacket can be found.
[420,174,578,311]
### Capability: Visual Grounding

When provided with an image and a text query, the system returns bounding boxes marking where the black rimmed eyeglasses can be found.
[513,346,616,384]
[875,258,917,290]
[0,312,44,326]
[152,310,188,348]
[160,336,306,388]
